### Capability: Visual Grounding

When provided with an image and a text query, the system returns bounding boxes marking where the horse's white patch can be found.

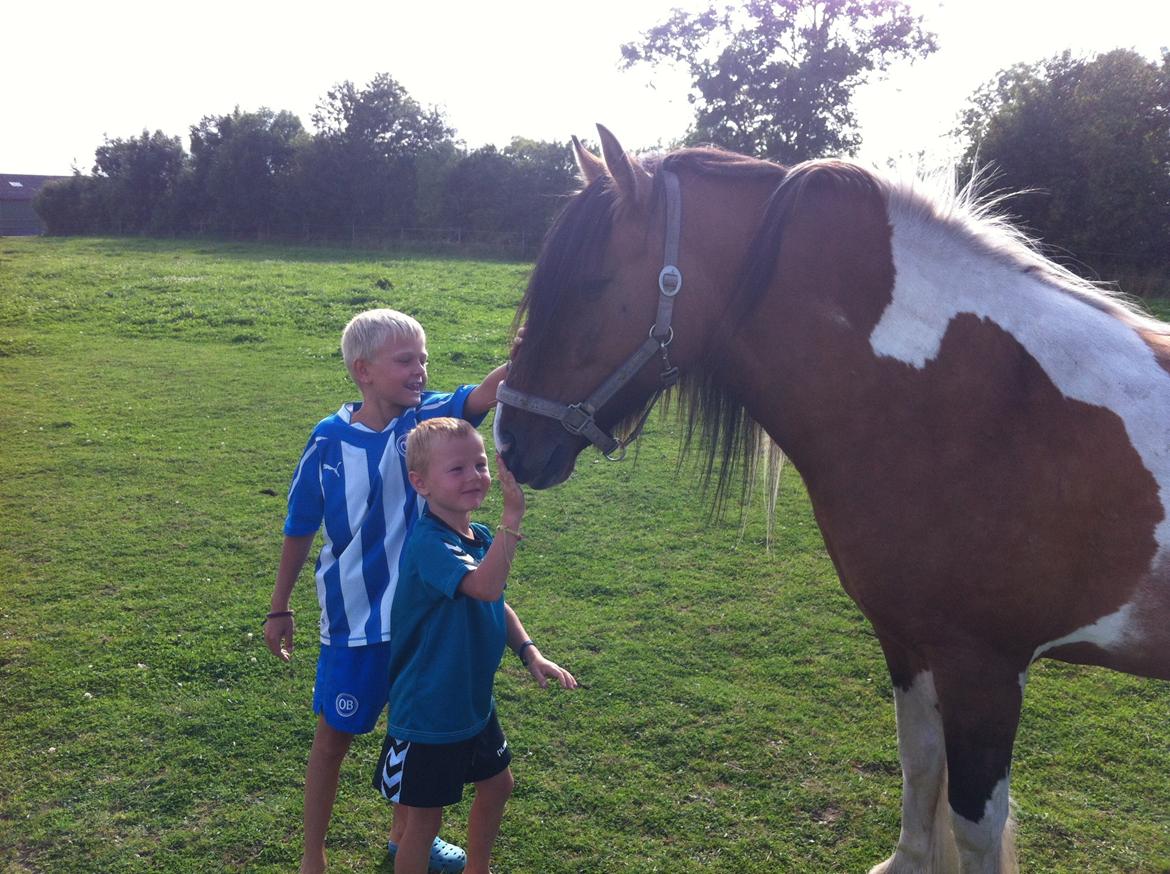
[951,776,1012,873]
[890,672,949,867]
[491,404,509,454]
[1031,603,1136,664]
[870,202,1170,567]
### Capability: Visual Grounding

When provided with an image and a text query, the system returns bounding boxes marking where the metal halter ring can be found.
[650,324,674,346]
[658,265,682,296]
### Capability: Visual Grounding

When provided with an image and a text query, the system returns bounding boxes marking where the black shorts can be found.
[373,709,512,808]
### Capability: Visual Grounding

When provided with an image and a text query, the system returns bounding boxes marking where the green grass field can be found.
[1,237,1168,873]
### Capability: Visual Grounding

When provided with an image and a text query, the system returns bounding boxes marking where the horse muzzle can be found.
[493,405,584,489]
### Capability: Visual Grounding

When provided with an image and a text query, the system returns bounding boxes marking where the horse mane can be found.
[512,176,617,385]
[880,169,1169,334]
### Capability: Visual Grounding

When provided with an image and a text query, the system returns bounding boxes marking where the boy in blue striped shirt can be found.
[264,308,508,874]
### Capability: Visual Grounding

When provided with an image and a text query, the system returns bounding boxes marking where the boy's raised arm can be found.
[465,328,524,418]
[456,454,525,602]
[465,362,508,418]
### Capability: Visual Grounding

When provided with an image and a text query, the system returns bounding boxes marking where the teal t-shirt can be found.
[387,508,506,743]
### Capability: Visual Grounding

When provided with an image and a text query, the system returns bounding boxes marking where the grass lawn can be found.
[1,237,1168,872]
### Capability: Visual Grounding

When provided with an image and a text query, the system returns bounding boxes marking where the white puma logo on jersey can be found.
[323,461,342,477]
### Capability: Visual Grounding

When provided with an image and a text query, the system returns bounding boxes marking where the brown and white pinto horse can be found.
[494,126,1170,873]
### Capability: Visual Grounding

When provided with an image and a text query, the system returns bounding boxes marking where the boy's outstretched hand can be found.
[526,650,579,690]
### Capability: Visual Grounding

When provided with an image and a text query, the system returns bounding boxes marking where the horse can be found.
[493,125,1170,873]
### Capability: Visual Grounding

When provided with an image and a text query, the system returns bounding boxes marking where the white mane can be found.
[877,165,1169,336]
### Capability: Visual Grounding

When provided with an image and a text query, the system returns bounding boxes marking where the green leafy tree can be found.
[441,138,577,239]
[443,146,514,234]
[621,0,936,162]
[188,107,305,236]
[91,130,187,232]
[35,175,92,235]
[309,73,455,233]
[957,49,1170,273]
[503,137,579,226]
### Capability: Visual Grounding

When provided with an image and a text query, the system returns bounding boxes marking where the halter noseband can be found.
[495,170,684,461]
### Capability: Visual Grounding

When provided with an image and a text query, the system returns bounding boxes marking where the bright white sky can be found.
[4,1,1168,176]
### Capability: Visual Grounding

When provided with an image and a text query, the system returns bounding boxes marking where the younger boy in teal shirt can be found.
[374,417,577,874]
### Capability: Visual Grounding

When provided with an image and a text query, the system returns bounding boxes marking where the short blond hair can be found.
[340,308,424,381]
[406,418,481,474]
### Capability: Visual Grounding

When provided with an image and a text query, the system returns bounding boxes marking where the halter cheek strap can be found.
[495,170,684,460]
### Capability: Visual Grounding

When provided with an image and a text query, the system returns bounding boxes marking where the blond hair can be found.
[406,418,481,474]
[340,308,424,381]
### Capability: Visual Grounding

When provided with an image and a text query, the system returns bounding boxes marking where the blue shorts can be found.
[312,642,392,734]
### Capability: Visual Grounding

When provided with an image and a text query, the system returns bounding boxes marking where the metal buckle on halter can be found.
[658,265,682,297]
[603,443,628,462]
[560,402,597,436]
[651,325,674,346]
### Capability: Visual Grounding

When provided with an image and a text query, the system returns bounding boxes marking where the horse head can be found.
[496,125,770,488]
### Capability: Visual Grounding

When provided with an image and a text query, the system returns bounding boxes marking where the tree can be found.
[621,0,936,163]
[957,49,1170,274]
[91,130,187,233]
[309,74,456,233]
[35,175,92,235]
[440,139,578,240]
[188,107,305,235]
[312,73,452,161]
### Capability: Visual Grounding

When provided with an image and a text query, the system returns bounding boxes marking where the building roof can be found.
[0,174,70,202]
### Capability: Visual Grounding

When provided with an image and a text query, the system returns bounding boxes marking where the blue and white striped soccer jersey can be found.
[283,388,480,647]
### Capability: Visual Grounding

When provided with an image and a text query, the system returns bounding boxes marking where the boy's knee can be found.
[313,719,355,760]
[481,767,514,802]
[402,805,443,839]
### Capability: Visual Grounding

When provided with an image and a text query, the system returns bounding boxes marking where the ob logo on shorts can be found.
[335,692,360,718]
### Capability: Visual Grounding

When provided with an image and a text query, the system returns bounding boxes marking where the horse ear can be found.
[572,135,607,185]
[596,123,652,209]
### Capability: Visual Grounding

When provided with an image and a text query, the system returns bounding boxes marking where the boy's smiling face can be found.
[410,432,492,525]
[357,331,428,416]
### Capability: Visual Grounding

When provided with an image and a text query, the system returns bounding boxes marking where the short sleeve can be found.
[283,436,324,536]
[418,385,485,428]
[410,528,481,599]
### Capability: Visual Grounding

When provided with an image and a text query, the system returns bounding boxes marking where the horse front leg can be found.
[933,652,1023,874]
[869,640,956,874]
[870,639,1022,874]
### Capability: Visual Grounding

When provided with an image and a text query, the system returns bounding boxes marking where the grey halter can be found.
[495,170,684,460]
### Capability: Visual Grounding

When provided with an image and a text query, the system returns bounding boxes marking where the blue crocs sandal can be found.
[387,835,467,873]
